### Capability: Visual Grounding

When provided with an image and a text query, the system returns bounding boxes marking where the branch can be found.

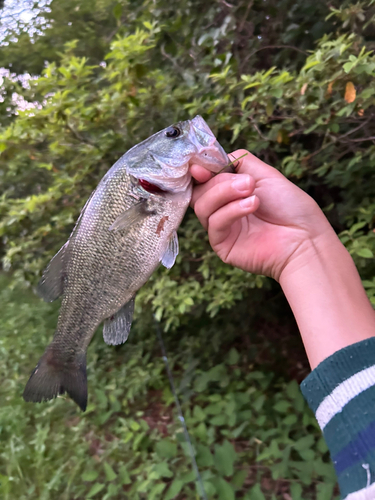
[65,123,100,150]
[336,116,372,140]
[249,119,269,141]
[238,2,254,33]
[249,45,308,59]
[160,44,182,71]
[345,136,375,143]
[221,0,235,7]
[301,117,374,159]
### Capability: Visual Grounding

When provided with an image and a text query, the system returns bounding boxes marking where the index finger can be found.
[190,164,214,184]
[190,172,239,208]
[228,149,283,181]
[190,148,283,189]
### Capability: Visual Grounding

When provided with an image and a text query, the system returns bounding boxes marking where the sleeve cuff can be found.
[300,337,375,499]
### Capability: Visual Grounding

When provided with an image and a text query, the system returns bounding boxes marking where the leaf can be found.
[197,449,214,468]
[285,380,301,400]
[294,435,315,451]
[193,405,206,421]
[277,129,289,144]
[112,3,122,20]
[232,469,248,488]
[356,248,374,259]
[210,414,227,426]
[165,480,184,500]
[344,82,356,103]
[269,88,283,98]
[316,482,335,500]
[273,400,290,413]
[214,440,237,476]
[248,484,266,500]
[118,465,131,485]
[202,481,216,496]
[215,478,235,500]
[343,62,355,73]
[154,462,173,478]
[265,100,274,118]
[149,483,166,500]
[349,221,367,235]
[155,440,178,459]
[103,462,117,481]
[87,483,105,498]
[303,60,320,71]
[82,470,99,482]
[227,348,239,365]
[290,482,303,499]
[327,80,334,95]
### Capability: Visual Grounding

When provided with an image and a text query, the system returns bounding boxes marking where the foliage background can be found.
[0,0,374,498]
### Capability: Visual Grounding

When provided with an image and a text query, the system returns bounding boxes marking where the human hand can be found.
[190,150,338,282]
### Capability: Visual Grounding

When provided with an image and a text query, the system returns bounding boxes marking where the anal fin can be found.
[161,230,179,269]
[103,296,136,345]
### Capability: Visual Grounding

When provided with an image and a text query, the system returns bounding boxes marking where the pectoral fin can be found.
[37,242,68,302]
[109,201,153,233]
[103,296,136,345]
[161,230,179,269]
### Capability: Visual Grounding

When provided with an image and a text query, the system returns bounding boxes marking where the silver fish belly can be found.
[23,115,228,410]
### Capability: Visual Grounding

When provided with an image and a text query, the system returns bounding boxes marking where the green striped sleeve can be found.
[300,337,375,500]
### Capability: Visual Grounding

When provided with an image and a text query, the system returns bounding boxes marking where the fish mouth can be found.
[188,116,229,172]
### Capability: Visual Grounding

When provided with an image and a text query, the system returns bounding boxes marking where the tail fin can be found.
[23,349,87,411]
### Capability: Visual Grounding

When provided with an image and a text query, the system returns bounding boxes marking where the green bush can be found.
[0,0,374,498]
[0,274,338,499]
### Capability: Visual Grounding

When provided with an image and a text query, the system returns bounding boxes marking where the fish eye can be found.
[165,126,181,138]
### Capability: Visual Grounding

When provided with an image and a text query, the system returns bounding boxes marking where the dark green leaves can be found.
[155,440,178,459]
[213,440,237,476]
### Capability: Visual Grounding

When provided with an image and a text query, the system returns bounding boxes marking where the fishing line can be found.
[154,318,208,500]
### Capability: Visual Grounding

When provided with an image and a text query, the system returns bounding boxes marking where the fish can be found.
[23,115,229,411]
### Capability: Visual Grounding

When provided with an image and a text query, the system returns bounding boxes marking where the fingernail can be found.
[232,175,250,192]
[240,196,256,208]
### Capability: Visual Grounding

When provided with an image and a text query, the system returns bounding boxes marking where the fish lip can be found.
[188,140,229,169]
[188,116,229,171]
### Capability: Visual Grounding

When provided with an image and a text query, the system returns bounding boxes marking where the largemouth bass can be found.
[23,115,228,411]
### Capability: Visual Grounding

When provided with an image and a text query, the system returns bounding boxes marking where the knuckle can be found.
[207,211,221,232]
[194,198,209,226]
[231,148,248,156]
[212,172,235,184]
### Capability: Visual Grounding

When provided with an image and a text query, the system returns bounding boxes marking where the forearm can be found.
[281,230,375,498]
[279,229,375,370]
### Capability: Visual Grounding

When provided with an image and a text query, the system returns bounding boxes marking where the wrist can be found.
[279,228,375,369]
[278,225,344,286]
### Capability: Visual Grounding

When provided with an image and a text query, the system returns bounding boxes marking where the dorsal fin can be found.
[37,190,97,303]
[37,242,68,302]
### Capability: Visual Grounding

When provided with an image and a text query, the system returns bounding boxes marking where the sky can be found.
[0,0,51,43]
[0,1,50,112]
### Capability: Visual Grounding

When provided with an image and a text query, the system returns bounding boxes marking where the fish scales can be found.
[54,171,190,348]
[23,116,228,410]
